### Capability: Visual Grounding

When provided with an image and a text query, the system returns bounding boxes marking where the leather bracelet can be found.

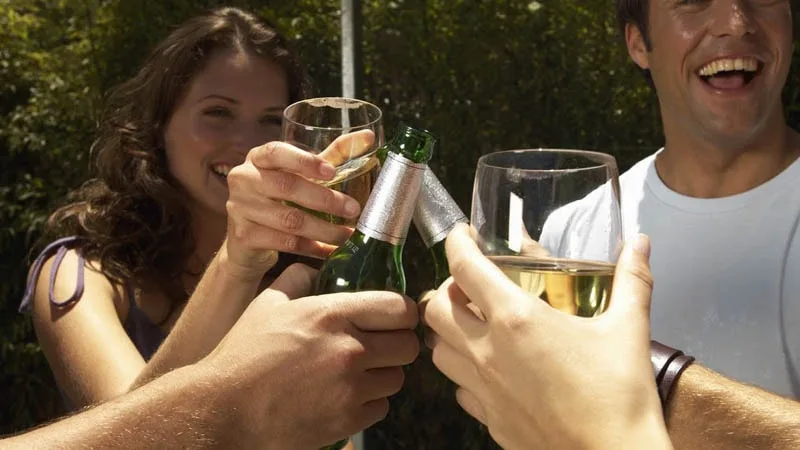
[650,340,695,409]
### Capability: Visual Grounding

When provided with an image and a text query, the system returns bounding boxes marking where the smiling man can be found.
[615,0,800,448]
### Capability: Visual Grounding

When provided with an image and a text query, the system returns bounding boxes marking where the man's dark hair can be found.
[615,0,652,51]
[615,0,653,85]
[616,0,797,50]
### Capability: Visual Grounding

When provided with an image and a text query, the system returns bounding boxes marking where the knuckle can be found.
[255,250,279,269]
[226,209,249,241]
[473,350,499,381]
[225,169,239,186]
[625,263,654,290]
[338,338,368,368]
[225,170,244,191]
[320,188,339,212]
[260,141,280,159]
[274,171,298,195]
[229,224,245,241]
[227,163,246,179]
[495,306,530,334]
[315,297,345,326]
[279,208,305,231]
[280,234,301,252]
[300,152,317,172]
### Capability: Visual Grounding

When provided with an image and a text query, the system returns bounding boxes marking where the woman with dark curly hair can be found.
[19,7,367,411]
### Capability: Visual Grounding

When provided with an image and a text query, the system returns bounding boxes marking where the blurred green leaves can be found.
[1,0,798,445]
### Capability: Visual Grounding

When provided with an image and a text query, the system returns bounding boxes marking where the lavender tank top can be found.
[19,236,166,360]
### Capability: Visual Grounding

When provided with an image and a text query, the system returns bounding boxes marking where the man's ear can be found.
[625,23,650,70]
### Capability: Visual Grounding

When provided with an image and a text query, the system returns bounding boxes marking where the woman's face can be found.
[163,48,290,217]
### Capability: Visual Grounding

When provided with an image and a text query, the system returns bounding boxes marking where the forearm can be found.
[132,247,262,389]
[666,364,800,449]
[3,366,234,449]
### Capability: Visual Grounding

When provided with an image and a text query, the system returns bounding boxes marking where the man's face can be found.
[627,0,794,148]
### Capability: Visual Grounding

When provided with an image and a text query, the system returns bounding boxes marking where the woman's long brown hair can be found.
[42,7,311,301]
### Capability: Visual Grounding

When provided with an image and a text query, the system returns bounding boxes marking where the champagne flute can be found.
[471,149,623,317]
[282,97,384,225]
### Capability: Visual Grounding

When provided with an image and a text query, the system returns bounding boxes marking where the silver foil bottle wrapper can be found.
[357,152,426,245]
[413,167,468,248]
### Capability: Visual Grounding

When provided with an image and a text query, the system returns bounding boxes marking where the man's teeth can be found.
[698,58,759,77]
[211,164,231,177]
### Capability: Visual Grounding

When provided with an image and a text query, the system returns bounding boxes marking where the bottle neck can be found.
[356,152,427,246]
[431,240,450,286]
[389,125,437,162]
[413,167,467,248]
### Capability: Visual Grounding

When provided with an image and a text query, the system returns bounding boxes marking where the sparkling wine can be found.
[490,256,614,317]
[316,155,379,225]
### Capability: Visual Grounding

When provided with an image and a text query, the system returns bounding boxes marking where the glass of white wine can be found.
[471,149,623,317]
[282,97,384,225]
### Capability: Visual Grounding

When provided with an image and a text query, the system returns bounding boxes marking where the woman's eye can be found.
[204,107,233,118]
[260,115,282,127]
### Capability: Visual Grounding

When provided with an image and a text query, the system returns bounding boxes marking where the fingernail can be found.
[632,233,651,259]
[319,162,336,178]
[345,199,361,217]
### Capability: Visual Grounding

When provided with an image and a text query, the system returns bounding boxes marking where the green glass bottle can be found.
[315,124,436,295]
[315,124,436,450]
[412,168,467,287]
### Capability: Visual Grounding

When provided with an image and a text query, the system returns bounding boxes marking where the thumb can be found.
[317,129,376,167]
[608,234,654,323]
[418,289,436,305]
[255,263,319,307]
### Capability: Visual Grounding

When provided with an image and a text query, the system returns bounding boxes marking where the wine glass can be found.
[471,149,623,317]
[282,97,384,225]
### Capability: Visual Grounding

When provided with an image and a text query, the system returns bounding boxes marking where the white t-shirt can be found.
[540,151,800,398]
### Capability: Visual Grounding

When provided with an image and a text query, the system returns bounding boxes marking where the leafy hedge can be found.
[2,0,798,447]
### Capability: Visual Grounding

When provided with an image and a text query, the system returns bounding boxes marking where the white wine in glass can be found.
[282,97,384,225]
[490,256,615,317]
[471,149,622,317]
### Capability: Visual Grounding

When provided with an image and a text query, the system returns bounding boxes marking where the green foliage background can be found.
[1,0,798,447]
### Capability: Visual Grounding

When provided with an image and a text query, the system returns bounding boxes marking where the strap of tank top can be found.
[19,236,86,312]
[125,282,137,308]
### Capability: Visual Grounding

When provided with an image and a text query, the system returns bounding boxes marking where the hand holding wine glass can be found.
[420,224,668,450]
[222,97,382,277]
[471,149,623,317]
[282,97,384,225]
[223,141,363,279]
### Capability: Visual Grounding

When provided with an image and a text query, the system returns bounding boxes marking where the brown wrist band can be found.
[650,340,695,409]
[658,352,694,406]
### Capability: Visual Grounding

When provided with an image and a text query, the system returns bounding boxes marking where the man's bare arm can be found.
[2,365,236,449]
[667,364,800,450]
[3,270,419,450]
